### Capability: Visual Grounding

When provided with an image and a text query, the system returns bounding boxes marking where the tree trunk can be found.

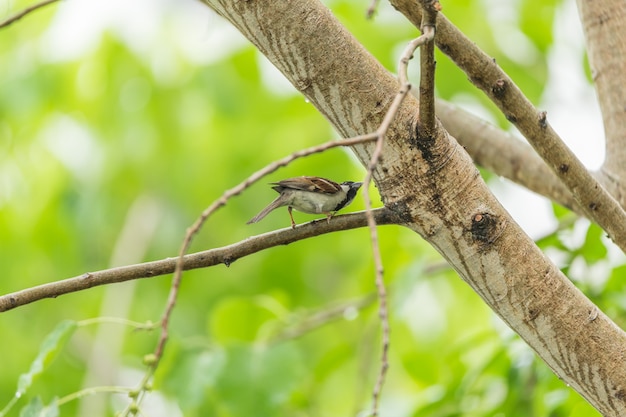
[202,0,626,414]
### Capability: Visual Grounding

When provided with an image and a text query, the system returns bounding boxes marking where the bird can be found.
[247,176,363,229]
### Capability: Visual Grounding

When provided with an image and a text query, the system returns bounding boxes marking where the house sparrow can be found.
[247,176,363,229]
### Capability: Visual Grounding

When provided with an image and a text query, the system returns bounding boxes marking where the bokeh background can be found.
[1,0,624,415]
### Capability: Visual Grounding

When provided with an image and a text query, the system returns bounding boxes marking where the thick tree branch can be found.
[392,0,626,254]
[576,0,626,206]
[0,209,399,313]
[202,0,626,414]
[435,99,581,213]
[437,99,622,219]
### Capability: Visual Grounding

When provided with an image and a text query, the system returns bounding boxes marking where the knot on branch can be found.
[470,212,507,247]
[410,129,436,161]
[491,79,508,98]
[538,110,548,129]
[421,0,442,13]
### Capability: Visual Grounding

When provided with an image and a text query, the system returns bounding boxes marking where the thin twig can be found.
[0,0,60,29]
[55,386,134,408]
[154,135,380,359]
[366,0,380,19]
[161,133,382,362]
[124,133,387,411]
[417,1,438,137]
[366,31,434,416]
[418,27,436,137]
[362,130,391,417]
[271,293,378,344]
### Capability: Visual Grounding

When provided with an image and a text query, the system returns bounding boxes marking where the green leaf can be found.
[551,203,573,221]
[579,223,608,265]
[605,264,626,292]
[213,344,305,415]
[159,345,226,411]
[16,321,77,396]
[519,0,563,52]
[208,296,281,343]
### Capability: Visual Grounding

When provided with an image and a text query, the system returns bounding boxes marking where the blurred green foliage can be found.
[0,0,620,416]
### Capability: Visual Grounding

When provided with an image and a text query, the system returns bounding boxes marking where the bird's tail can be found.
[246,196,285,224]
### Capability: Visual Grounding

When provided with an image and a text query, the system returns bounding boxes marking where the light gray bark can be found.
[577,0,626,209]
[202,0,626,415]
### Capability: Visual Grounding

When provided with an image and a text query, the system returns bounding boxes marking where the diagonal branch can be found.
[0,0,60,29]
[201,0,626,414]
[435,99,582,213]
[0,208,399,313]
[149,133,382,369]
[392,0,626,254]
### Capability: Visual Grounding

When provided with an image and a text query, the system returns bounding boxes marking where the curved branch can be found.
[0,208,399,313]
[364,30,436,415]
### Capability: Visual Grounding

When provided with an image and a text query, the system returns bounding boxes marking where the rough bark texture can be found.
[435,99,581,213]
[390,0,626,254]
[202,0,626,414]
[577,0,626,208]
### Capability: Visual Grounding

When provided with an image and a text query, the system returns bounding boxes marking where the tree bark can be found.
[435,99,581,213]
[577,0,626,208]
[201,0,626,415]
[391,0,626,254]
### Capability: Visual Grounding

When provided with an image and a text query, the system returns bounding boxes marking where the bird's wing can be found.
[272,176,341,194]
